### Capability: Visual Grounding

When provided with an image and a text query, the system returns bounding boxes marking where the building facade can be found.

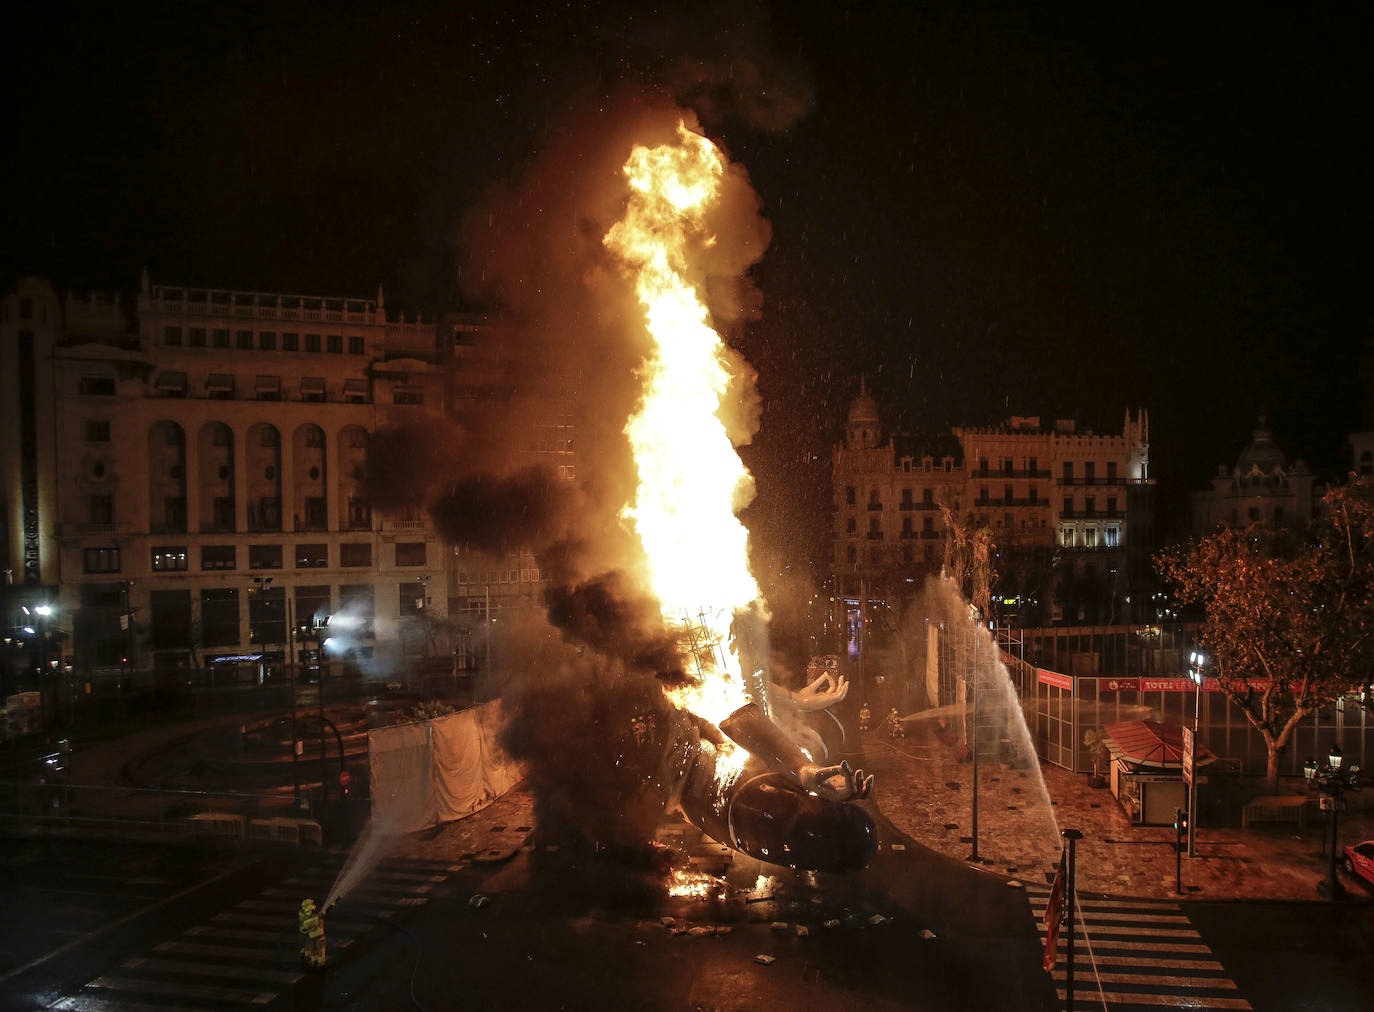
[3,274,450,696]
[831,392,1155,628]
[1189,417,1315,534]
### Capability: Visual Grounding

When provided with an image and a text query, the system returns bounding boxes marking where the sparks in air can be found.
[604,121,762,727]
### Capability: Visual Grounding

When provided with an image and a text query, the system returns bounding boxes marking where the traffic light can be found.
[1174,809,1189,852]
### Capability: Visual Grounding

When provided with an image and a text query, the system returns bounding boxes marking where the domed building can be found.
[1190,417,1315,533]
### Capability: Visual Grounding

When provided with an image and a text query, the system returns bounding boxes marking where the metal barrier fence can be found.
[0,780,301,840]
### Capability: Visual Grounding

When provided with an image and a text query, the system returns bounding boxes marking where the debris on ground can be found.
[919,928,937,940]
[770,921,789,932]
[794,924,809,937]
[754,954,776,965]
[468,894,491,909]
[823,919,841,928]
[867,914,888,925]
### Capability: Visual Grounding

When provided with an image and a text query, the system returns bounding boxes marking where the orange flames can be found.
[604,121,762,728]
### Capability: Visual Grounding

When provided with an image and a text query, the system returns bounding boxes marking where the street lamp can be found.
[1304,744,1362,900]
[1186,652,1205,858]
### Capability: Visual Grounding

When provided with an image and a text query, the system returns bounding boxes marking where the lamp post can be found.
[1304,744,1362,900]
[1186,651,1205,858]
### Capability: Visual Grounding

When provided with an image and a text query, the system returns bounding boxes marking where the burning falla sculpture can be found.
[663,671,878,874]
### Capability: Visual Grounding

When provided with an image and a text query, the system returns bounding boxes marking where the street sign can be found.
[1182,727,1195,787]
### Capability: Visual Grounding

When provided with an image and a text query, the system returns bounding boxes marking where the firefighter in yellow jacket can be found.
[299,898,326,969]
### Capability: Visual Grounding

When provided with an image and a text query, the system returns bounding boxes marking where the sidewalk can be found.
[863,722,1374,901]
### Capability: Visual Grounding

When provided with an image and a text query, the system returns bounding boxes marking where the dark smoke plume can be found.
[429,467,577,555]
[543,572,689,687]
[362,418,467,513]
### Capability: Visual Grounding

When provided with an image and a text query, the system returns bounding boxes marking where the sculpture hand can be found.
[788,673,850,711]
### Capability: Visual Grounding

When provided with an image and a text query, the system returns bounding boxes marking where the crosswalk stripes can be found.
[1023,884,1252,1011]
[48,854,468,1010]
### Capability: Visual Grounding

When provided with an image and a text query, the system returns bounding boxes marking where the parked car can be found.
[1343,840,1374,888]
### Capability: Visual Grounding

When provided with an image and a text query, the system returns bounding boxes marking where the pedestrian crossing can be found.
[1023,884,1252,1011]
[48,851,467,1010]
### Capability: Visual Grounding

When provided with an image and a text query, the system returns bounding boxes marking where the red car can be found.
[1343,840,1374,887]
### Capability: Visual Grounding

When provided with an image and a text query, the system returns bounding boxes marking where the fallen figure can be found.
[661,672,878,874]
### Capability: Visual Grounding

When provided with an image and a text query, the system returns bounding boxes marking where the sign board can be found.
[1101,678,1140,692]
[1037,669,1073,690]
[1182,727,1195,788]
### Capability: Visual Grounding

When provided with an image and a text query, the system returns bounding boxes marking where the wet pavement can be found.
[860,722,1374,902]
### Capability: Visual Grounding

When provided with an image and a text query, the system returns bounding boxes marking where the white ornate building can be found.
[1189,417,1315,534]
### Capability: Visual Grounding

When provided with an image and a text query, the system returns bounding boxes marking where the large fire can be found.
[604,122,761,728]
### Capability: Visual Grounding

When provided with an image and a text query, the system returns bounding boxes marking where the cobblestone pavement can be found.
[859,722,1374,901]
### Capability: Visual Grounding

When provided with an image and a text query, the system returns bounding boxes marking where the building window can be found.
[340,542,372,567]
[1028,456,1038,474]
[212,328,230,348]
[1085,527,1097,548]
[84,419,111,442]
[248,585,286,646]
[347,496,370,528]
[1004,484,1013,502]
[201,544,237,570]
[923,488,934,506]
[163,326,183,346]
[1106,496,1117,515]
[1062,497,1073,515]
[89,494,114,525]
[301,378,326,402]
[399,583,426,616]
[922,516,934,534]
[200,588,240,647]
[83,547,121,573]
[1085,496,1096,516]
[236,330,254,349]
[249,544,283,569]
[327,334,343,353]
[1107,461,1118,482]
[846,546,857,564]
[149,589,192,650]
[1105,527,1120,548]
[79,376,116,396]
[845,486,856,506]
[348,336,365,354]
[210,497,235,532]
[188,327,207,347]
[305,333,322,352]
[163,496,188,531]
[296,585,332,631]
[396,542,426,567]
[259,331,277,350]
[1085,461,1096,482]
[393,389,423,405]
[296,543,328,569]
[846,516,857,534]
[283,332,300,351]
[151,547,188,572]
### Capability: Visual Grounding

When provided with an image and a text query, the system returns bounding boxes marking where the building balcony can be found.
[384,518,430,532]
[866,531,884,541]
[1057,477,1142,486]
[866,502,883,511]
[919,530,940,540]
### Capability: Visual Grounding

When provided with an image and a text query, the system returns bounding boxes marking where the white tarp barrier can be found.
[368,699,525,835]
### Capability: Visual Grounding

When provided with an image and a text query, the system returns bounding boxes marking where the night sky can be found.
[6,2,1369,565]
